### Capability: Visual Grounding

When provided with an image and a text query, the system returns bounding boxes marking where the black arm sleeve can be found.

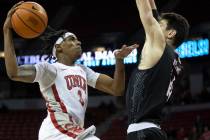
[152,9,160,21]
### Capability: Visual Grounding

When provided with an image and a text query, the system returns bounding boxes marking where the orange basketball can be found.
[11,2,48,39]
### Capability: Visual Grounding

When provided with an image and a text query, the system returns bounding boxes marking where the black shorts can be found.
[127,128,167,140]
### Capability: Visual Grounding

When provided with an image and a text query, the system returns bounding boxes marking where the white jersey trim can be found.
[127,122,160,134]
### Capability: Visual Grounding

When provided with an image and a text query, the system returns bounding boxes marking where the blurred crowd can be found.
[167,116,210,140]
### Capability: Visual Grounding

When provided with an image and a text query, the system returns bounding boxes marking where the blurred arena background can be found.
[0,0,210,140]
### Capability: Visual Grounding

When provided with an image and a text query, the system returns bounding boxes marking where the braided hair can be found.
[39,26,68,61]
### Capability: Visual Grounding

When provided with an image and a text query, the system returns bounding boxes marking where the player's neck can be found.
[166,39,175,48]
[57,56,75,66]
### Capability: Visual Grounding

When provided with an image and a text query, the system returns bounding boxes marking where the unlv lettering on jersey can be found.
[64,75,87,91]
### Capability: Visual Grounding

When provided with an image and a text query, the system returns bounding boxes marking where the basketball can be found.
[11,2,48,39]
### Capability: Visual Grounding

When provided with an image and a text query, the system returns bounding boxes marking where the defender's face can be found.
[159,19,168,36]
[159,19,176,41]
[61,34,82,60]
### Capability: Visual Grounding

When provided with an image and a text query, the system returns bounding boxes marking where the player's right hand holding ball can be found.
[3,1,24,31]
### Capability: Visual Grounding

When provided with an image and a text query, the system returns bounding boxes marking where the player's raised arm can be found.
[149,0,160,20]
[3,2,36,83]
[135,0,157,34]
[149,0,157,10]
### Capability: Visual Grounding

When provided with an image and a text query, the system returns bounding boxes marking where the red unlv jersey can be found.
[34,62,100,138]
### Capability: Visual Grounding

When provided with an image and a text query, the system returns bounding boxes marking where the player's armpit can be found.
[10,65,36,83]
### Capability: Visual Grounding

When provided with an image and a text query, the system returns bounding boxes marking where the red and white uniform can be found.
[33,62,100,140]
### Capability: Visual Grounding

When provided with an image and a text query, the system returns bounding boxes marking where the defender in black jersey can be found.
[126,0,190,140]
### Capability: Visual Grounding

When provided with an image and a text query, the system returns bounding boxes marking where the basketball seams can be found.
[15,12,40,34]
[20,7,47,28]
[11,2,48,38]
[11,13,35,38]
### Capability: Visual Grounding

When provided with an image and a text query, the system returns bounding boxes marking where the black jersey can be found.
[126,45,183,125]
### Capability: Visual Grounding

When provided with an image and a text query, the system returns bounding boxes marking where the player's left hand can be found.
[114,44,139,59]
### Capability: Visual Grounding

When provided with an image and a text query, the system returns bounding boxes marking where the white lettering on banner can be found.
[16,49,138,67]
[17,55,51,65]
[76,49,137,67]
[13,38,210,66]
[176,38,209,58]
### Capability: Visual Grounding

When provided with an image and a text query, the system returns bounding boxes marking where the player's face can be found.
[159,19,176,41]
[159,19,168,37]
[61,35,82,60]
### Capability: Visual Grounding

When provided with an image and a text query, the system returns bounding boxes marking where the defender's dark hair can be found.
[161,12,190,47]
[39,26,68,60]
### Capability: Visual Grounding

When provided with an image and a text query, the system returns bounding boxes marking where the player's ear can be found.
[55,44,62,53]
[167,29,176,39]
